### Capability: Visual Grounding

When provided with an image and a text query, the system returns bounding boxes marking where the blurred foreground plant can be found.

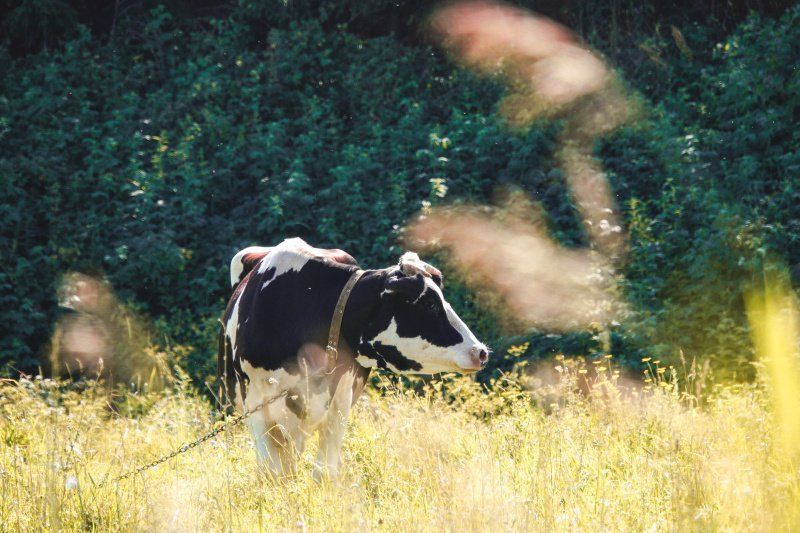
[745,273,800,528]
[746,274,800,459]
[414,1,637,334]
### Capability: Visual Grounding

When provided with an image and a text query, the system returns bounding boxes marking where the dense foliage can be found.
[1,0,798,384]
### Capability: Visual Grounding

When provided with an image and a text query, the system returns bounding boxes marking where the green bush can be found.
[602,6,800,376]
[1,3,798,385]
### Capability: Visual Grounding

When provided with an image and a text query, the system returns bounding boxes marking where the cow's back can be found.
[229,239,359,290]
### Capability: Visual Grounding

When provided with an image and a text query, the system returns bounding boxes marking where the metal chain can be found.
[97,390,288,487]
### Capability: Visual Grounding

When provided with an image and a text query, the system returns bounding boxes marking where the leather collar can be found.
[326,269,365,362]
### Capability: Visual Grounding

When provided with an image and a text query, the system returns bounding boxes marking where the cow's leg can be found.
[314,404,351,480]
[265,419,305,477]
[240,364,309,477]
[246,410,276,473]
[247,409,306,477]
[313,372,357,481]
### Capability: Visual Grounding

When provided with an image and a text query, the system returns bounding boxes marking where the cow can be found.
[219,237,488,479]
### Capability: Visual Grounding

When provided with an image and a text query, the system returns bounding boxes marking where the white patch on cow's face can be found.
[372,278,486,374]
[372,318,478,373]
[355,354,378,369]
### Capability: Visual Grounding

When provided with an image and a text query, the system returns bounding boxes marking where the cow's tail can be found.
[217,317,232,413]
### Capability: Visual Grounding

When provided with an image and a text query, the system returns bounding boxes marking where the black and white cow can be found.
[219,237,488,478]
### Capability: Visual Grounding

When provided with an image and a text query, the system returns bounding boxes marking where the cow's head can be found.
[357,253,489,374]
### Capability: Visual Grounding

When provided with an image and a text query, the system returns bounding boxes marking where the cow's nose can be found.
[470,344,489,368]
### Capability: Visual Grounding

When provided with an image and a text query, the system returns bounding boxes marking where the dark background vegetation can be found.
[1,0,798,386]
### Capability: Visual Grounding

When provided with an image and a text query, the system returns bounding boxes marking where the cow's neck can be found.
[326,268,365,362]
[338,268,391,360]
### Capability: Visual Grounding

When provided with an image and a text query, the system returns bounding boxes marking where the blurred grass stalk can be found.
[746,275,800,456]
[746,272,800,528]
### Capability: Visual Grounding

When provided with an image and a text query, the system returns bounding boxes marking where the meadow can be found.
[2,348,798,532]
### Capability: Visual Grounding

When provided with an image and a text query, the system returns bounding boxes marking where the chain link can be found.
[97,390,288,487]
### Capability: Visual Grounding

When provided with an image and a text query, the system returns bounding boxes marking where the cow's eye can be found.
[423,299,438,313]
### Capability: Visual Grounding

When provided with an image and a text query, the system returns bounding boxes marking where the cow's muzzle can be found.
[460,344,489,372]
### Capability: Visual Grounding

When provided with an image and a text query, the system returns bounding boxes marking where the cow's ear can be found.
[398,252,443,288]
[385,272,426,301]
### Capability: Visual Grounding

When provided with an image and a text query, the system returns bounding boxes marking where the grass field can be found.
[2,347,799,532]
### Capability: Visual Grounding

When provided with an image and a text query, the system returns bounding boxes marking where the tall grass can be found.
[2,345,799,532]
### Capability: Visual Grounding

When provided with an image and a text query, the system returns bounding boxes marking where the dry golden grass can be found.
[2,343,799,533]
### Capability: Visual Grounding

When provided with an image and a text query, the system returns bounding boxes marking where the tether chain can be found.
[97,390,288,487]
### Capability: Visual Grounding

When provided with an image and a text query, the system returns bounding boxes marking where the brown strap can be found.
[326,269,365,362]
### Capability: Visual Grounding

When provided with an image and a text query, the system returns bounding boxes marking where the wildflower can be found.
[65,475,78,490]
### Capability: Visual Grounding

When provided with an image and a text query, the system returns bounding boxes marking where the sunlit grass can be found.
[2,348,799,532]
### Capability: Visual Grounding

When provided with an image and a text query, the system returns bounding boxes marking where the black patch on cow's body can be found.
[259,266,276,286]
[285,389,308,419]
[219,313,247,409]
[226,255,354,373]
